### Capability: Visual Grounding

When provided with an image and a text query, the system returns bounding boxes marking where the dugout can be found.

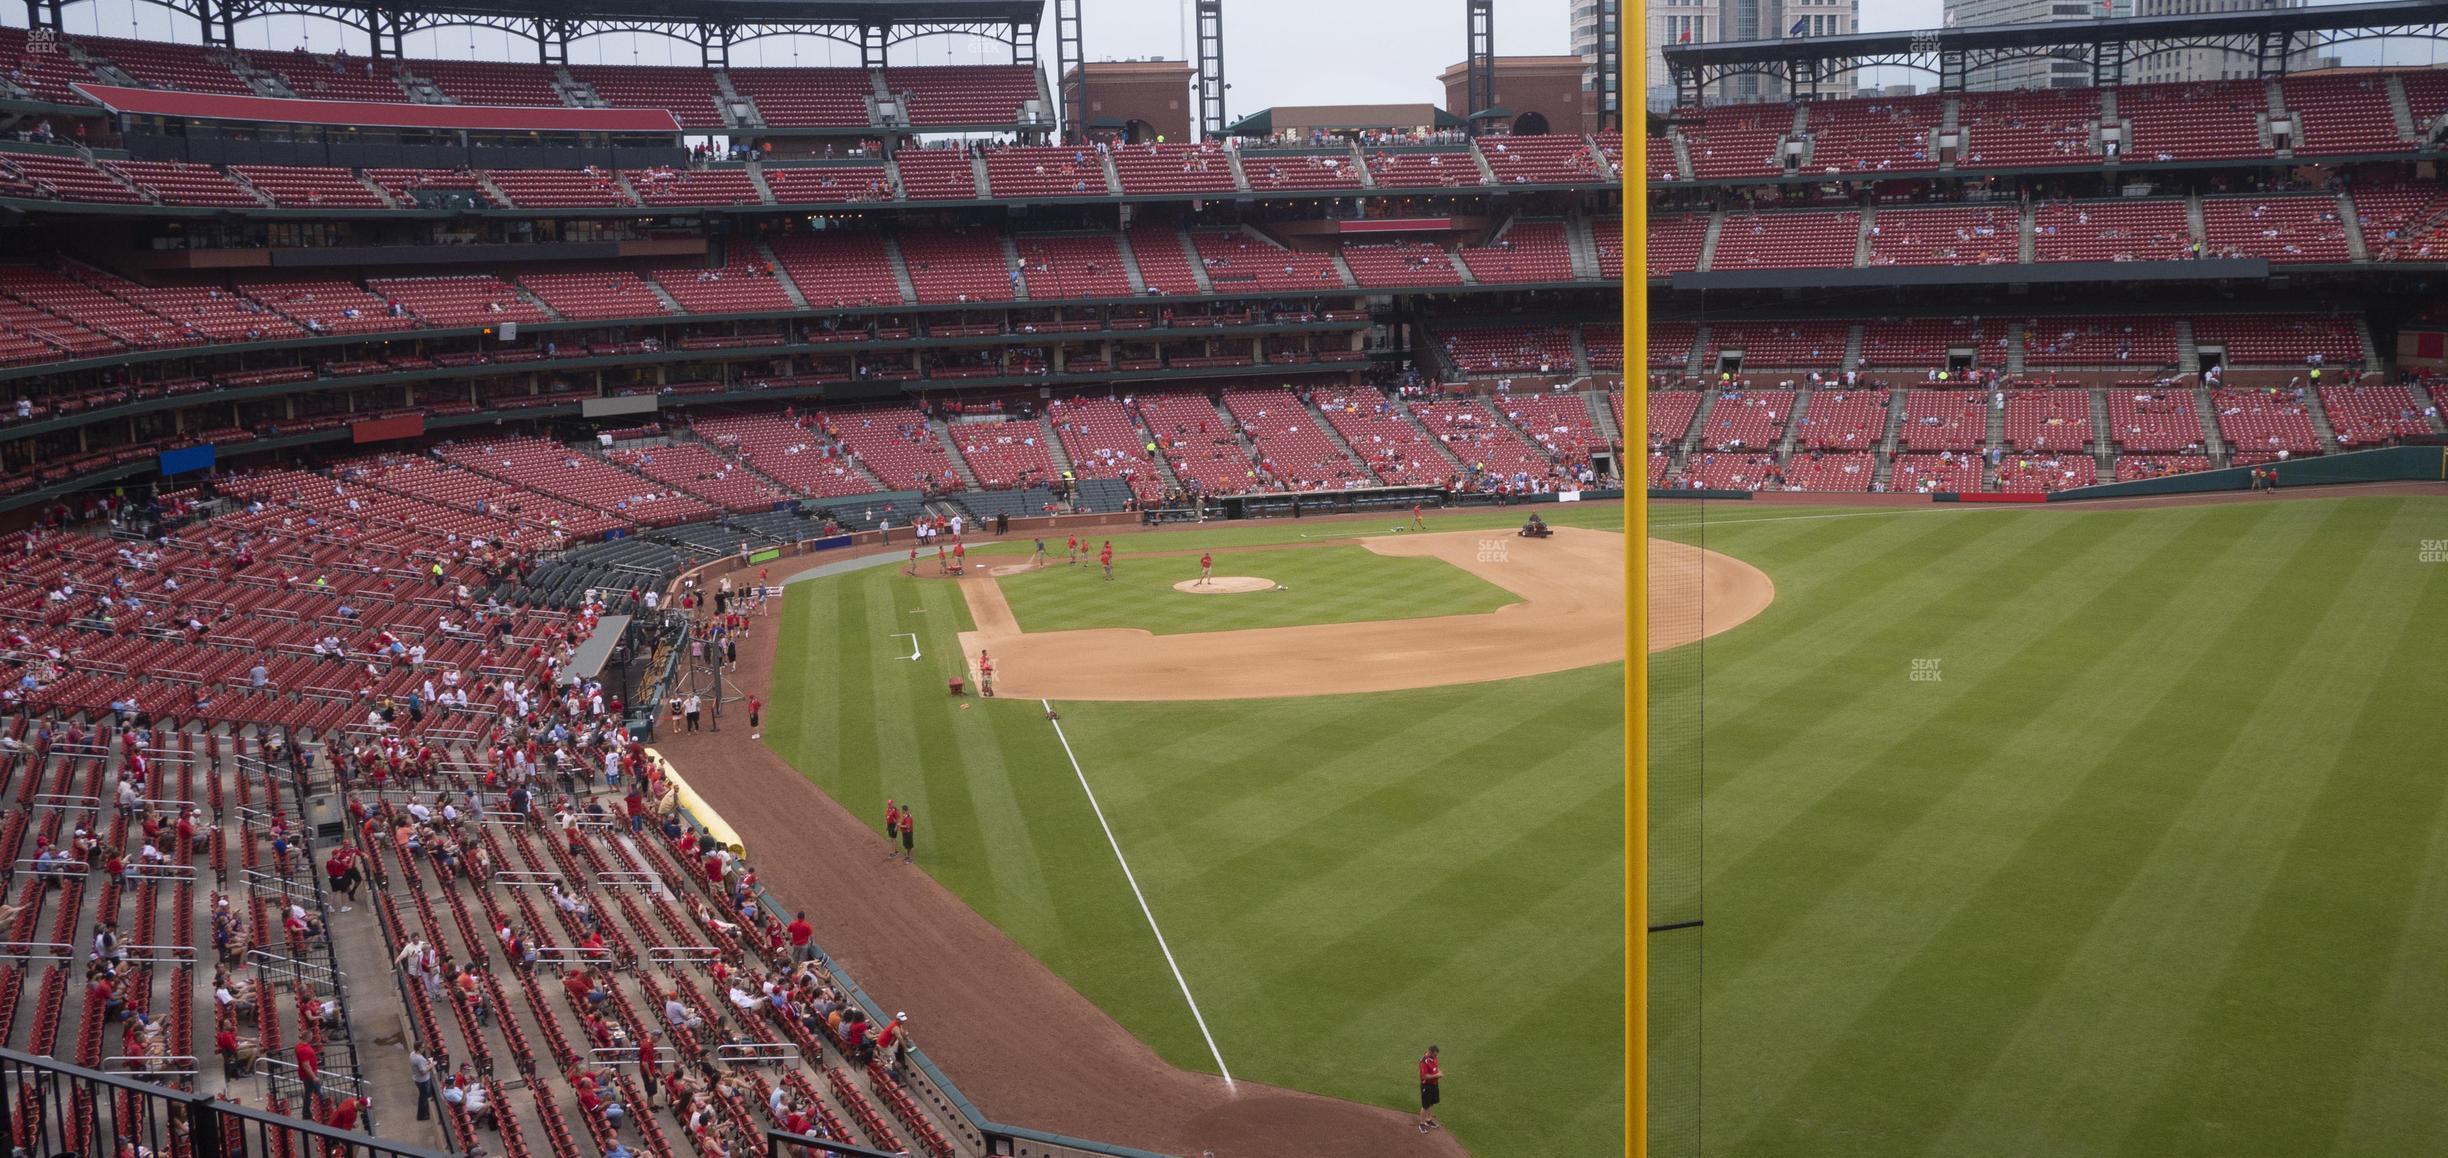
[1222,484,1447,519]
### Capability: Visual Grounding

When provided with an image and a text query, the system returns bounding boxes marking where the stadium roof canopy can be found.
[1659,0,2448,104]
[58,0,1047,64]
[351,0,1041,24]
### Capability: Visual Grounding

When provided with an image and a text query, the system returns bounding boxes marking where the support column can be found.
[1054,0,1084,143]
[1195,0,1225,141]
[1465,0,1494,134]
[1596,0,1620,130]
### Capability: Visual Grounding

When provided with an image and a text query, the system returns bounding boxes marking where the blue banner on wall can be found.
[158,444,216,477]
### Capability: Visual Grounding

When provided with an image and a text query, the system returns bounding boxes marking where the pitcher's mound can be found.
[1173,576,1276,594]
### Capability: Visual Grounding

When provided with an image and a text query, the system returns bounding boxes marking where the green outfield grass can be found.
[988,544,1519,634]
[765,491,2445,1158]
[1669,494,2448,1157]
[762,509,1629,1158]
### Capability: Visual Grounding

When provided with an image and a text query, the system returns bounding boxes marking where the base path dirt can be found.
[956,527,1771,701]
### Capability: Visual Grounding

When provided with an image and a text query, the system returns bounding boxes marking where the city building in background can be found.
[1643,0,1857,108]
[2128,0,2328,83]
[1571,0,1623,121]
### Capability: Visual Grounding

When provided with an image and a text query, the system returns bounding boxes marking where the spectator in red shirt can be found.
[1416,1045,1443,1132]
[216,1026,242,1079]
[295,1040,321,1102]
[787,912,814,963]
[325,1094,367,1131]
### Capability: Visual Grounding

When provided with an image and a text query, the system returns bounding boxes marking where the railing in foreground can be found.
[0,1048,449,1158]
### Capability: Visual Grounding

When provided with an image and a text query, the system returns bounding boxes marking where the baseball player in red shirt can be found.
[1197,552,1213,586]
[977,649,995,697]
[1066,535,1080,566]
[1099,541,1114,581]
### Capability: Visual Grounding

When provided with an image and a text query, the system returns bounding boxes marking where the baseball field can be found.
[758,488,2447,1158]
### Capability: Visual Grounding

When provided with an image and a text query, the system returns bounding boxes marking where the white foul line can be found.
[1041,698,1234,1086]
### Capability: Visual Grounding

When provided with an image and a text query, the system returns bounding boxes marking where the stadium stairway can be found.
[2086,389,2114,462]
[474,171,513,206]
[2303,388,2342,452]
[1175,230,1217,293]
[1448,245,1477,285]
[882,239,920,305]
[512,283,563,322]
[997,234,1030,301]
[1036,413,1076,477]
[1843,324,1865,372]
[1685,324,1712,378]
[2018,201,2038,263]
[2356,320,2385,372]
[753,240,811,308]
[1586,390,1621,449]
[1302,392,1369,466]
[1778,389,1809,456]
[1222,149,1254,193]
[2005,322,2028,376]
[929,416,984,490]
[1696,212,1721,273]
[1328,250,1360,290]
[1468,143,1498,185]
[1583,133,1619,181]
[1564,216,1603,280]
[2192,389,2229,463]
[2387,76,2418,139]
[1676,390,1716,454]
[1669,133,1693,181]
[2410,381,2448,433]
[965,154,990,199]
[745,164,777,204]
[1111,232,1152,294]
[642,278,686,314]
[1395,396,1468,474]
[1852,208,1875,268]
[2338,191,2371,260]
[2185,193,2208,252]
[1569,326,1593,378]
[2173,320,2200,376]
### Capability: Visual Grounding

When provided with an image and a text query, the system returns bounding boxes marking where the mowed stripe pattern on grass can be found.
[765,534,1629,1158]
[1048,669,1627,1158]
[763,563,1218,1063]
[1674,496,2448,1157]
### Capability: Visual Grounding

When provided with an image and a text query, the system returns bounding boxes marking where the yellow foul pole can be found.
[1624,7,1650,1155]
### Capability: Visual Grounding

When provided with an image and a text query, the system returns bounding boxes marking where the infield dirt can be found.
[953,527,1770,701]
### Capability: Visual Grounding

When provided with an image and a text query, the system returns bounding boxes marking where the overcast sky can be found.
[7,0,2432,110]
[9,0,1571,116]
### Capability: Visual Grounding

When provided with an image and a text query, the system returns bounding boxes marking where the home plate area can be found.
[1172,576,1277,594]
